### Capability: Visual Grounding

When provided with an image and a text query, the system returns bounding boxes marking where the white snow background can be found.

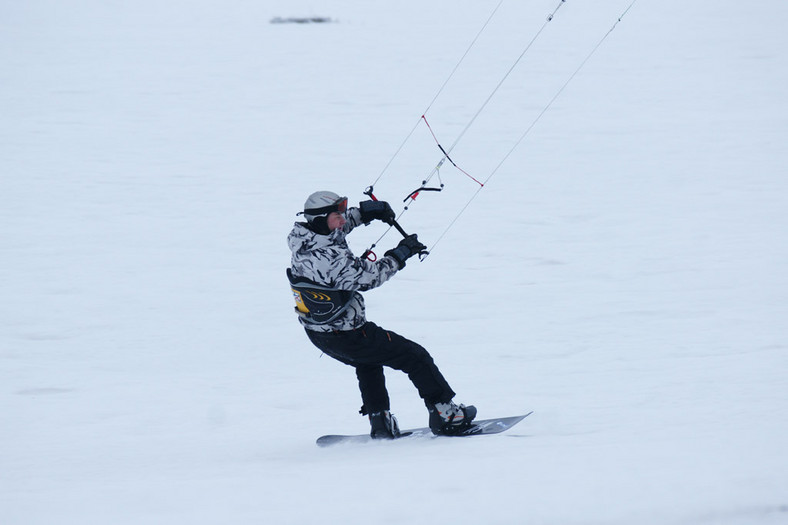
[2,0,787,523]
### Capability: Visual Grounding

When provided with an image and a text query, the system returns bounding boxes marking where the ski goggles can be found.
[304,196,348,217]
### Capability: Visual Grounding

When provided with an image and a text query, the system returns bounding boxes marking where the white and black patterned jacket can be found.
[287,207,400,332]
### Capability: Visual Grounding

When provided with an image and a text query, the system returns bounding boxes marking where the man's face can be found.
[327,212,346,231]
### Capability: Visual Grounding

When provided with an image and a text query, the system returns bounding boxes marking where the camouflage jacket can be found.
[287,207,400,332]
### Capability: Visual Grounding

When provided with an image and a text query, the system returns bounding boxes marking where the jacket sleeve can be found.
[317,207,399,291]
[330,245,400,292]
[342,207,363,233]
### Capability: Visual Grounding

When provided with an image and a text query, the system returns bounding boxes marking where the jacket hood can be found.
[287,221,343,255]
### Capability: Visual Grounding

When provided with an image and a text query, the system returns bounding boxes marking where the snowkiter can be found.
[287,190,477,438]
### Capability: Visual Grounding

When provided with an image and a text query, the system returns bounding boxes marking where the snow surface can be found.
[2,0,787,523]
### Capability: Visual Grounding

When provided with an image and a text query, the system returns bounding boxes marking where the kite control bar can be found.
[361,186,429,261]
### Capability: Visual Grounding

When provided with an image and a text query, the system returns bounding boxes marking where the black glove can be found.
[359,200,396,225]
[385,234,427,269]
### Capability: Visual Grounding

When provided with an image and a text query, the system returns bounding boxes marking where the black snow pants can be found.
[305,321,455,414]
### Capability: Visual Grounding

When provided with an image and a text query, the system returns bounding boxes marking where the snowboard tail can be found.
[316,412,532,447]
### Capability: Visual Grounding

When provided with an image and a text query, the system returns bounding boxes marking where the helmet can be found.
[303,191,348,223]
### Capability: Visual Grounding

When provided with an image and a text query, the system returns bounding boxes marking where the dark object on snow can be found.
[270,17,334,24]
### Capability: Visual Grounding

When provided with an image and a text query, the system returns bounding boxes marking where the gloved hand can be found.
[385,234,427,269]
[359,200,396,225]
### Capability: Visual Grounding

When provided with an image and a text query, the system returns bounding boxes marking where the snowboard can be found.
[316,412,532,447]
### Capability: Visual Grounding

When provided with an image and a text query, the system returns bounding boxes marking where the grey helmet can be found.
[302,191,348,223]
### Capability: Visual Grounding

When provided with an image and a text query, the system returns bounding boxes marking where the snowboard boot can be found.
[369,410,402,439]
[428,401,477,436]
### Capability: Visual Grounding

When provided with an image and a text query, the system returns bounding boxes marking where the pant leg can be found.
[355,365,390,413]
[305,328,391,413]
[305,323,456,409]
[360,322,456,405]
